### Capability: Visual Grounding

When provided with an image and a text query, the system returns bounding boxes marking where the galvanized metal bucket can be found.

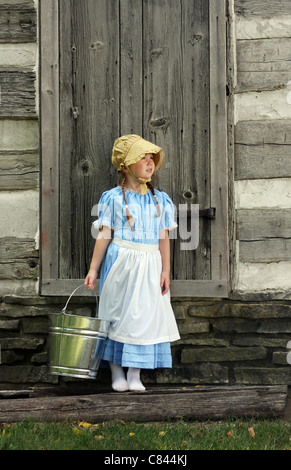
[48,285,109,380]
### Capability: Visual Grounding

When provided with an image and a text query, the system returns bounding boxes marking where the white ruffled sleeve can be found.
[92,190,115,231]
[159,191,178,233]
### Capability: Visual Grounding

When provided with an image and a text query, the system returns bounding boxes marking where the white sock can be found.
[127,367,146,391]
[109,362,128,392]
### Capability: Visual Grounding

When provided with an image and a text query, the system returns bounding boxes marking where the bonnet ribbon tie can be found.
[126,167,151,195]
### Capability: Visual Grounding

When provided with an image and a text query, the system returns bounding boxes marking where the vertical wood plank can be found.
[180,0,210,281]
[59,0,74,279]
[120,0,143,135]
[143,0,211,281]
[143,0,182,279]
[40,0,59,281]
[209,0,229,285]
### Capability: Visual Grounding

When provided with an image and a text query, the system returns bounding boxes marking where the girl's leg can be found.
[109,362,128,392]
[127,367,145,391]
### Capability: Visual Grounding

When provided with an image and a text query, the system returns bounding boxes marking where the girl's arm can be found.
[85,226,112,290]
[159,229,171,296]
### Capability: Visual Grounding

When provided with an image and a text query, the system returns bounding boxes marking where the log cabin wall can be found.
[1,0,291,391]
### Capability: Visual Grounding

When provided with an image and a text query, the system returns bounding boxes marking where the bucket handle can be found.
[62,284,99,316]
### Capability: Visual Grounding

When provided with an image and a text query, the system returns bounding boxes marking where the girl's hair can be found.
[118,167,161,231]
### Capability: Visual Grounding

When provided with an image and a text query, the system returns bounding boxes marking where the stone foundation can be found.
[1,295,291,390]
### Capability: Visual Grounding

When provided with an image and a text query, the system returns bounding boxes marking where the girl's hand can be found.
[84,269,97,290]
[160,271,170,296]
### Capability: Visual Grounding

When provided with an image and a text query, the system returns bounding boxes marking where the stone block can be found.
[233,337,288,347]
[228,303,291,319]
[172,305,186,320]
[0,319,20,331]
[0,365,57,384]
[272,352,289,366]
[212,318,260,333]
[1,337,44,350]
[181,346,267,363]
[155,363,229,385]
[0,303,60,318]
[178,320,209,335]
[234,367,291,385]
[31,351,48,363]
[258,320,291,334]
[187,302,223,318]
[175,337,229,347]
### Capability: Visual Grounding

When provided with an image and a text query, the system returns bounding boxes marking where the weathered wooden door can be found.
[41,0,228,297]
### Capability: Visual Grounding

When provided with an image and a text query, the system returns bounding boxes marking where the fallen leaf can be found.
[159,431,167,437]
[129,432,135,437]
[72,428,83,435]
[226,430,234,438]
[78,422,93,428]
[248,427,255,438]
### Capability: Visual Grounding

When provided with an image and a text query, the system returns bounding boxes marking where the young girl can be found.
[85,134,180,392]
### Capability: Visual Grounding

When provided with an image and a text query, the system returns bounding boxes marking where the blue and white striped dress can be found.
[93,186,180,369]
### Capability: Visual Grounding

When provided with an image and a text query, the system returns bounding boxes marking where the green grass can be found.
[1,418,291,450]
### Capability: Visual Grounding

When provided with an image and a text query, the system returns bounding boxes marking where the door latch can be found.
[199,208,216,219]
[186,208,216,219]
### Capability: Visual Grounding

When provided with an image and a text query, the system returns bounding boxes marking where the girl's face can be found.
[129,153,156,179]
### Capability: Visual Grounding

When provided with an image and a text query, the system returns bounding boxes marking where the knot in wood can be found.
[78,157,93,177]
[183,190,194,200]
[150,117,169,130]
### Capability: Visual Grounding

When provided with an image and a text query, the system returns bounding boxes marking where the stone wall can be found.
[1,295,291,389]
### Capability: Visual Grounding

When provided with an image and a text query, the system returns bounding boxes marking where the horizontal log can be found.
[0,237,38,260]
[0,1,35,10]
[234,0,291,18]
[235,144,291,180]
[0,153,39,190]
[0,70,36,118]
[240,239,291,263]
[237,209,291,240]
[236,38,291,93]
[0,3,36,43]
[0,261,38,280]
[235,120,291,180]
[0,236,39,279]
[235,120,291,145]
[0,386,287,422]
[237,71,289,94]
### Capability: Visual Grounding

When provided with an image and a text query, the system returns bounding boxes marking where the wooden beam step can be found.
[0,385,287,423]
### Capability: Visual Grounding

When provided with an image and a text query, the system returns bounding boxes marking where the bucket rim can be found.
[49,312,110,322]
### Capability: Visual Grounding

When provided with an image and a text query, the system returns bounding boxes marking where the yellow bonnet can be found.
[112,134,164,170]
[112,134,165,195]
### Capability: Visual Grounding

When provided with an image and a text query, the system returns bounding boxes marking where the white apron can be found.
[98,238,180,345]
